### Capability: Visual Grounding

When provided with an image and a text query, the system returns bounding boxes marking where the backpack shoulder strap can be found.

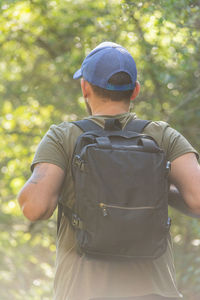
[73,118,151,133]
[72,119,102,132]
[125,119,151,133]
[57,119,106,234]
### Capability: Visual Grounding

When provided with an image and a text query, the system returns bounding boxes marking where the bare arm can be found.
[168,186,200,218]
[170,153,200,215]
[18,163,65,221]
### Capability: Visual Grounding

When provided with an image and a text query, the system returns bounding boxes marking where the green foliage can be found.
[0,0,200,299]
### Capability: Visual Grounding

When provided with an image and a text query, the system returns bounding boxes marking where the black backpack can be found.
[60,118,171,259]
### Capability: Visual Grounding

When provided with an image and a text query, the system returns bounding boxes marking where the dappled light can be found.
[0,0,200,299]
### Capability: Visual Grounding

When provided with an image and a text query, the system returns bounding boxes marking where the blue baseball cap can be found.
[73,42,137,91]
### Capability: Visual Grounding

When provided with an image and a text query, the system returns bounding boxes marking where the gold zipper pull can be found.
[99,203,108,217]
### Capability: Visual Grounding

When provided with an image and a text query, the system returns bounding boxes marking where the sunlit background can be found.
[0,0,200,299]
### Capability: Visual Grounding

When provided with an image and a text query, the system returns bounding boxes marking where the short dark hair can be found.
[89,72,134,102]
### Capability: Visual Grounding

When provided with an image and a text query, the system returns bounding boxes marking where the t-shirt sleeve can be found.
[31,124,69,172]
[162,125,199,162]
[144,121,199,162]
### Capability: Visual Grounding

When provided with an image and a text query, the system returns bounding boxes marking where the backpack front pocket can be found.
[79,202,170,259]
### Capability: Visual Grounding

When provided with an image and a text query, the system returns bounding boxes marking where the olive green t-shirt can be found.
[31,113,198,300]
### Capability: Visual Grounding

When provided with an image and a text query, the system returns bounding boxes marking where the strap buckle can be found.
[71,214,83,229]
[74,155,84,171]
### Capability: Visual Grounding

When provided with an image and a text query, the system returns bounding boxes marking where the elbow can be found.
[20,201,52,221]
[22,204,41,222]
[22,201,53,221]
[18,191,52,221]
[18,192,38,221]
[23,209,39,222]
[25,205,53,221]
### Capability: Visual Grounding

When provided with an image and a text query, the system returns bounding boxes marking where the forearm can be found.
[168,187,200,218]
[169,153,200,216]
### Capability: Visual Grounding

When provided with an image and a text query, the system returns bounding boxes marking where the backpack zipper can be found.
[99,202,155,217]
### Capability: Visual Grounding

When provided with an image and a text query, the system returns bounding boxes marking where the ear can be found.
[81,78,87,98]
[81,79,92,99]
[130,81,140,101]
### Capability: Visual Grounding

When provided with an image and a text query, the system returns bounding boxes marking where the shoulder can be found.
[46,121,82,145]
[31,121,84,172]
[49,121,82,137]
[144,120,198,161]
[48,121,83,156]
[144,120,169,132]
[143,121,170,147]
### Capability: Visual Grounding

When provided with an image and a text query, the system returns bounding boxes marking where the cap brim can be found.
[73,68,82,79]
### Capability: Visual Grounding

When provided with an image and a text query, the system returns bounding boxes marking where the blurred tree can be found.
[0,0,199,299]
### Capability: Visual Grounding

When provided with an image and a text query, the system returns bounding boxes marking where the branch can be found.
[7,131,42,137]
[6,28,58,59]
[35,37,58,59]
